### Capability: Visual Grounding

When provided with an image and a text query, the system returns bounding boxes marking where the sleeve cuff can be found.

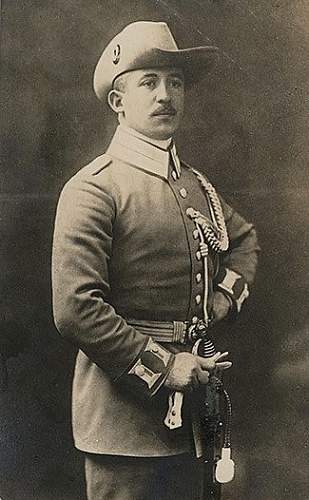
[215,267,249,313]
[117,338,175,398]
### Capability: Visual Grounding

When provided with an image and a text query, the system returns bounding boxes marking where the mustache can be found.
[151,106,177,116]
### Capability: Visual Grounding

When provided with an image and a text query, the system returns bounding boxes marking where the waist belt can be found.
[127,318,213,345]
[127,319,188,344]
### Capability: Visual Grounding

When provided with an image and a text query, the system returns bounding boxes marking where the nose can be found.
[156,80,171,103]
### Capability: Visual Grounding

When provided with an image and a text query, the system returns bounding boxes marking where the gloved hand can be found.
[164,351,232,392]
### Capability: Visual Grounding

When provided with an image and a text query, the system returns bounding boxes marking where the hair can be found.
[113,73,129,92]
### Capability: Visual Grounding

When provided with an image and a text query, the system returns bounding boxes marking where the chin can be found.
[152,126,178,141]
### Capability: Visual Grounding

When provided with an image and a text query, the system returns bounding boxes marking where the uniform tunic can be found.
[52,126,259,457]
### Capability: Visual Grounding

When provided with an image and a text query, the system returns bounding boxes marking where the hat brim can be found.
[102,46,219,101]
[128,46,218,85]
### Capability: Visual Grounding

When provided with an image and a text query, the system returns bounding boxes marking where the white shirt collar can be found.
[106,126,177,179]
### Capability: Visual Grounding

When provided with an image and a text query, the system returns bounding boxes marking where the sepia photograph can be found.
[1,1,308,499]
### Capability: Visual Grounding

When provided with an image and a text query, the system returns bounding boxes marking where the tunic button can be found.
[171,170,177,181]
[195,295,201,305]
[135,365,145,377]
[193,229,199,240]
[196,251,201,261]
[196,273,202,283]
[151,347,159,354]
[179,188,187,198]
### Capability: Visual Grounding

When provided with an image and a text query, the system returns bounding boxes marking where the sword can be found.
[164,322,234,499]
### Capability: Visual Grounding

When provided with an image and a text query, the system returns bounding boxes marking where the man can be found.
[52,21,259,500]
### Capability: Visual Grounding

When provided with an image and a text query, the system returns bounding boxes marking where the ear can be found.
[107,89,125,114]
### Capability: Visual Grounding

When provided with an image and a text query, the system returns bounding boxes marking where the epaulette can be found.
[67,154,113,186]
[91,154,113,176]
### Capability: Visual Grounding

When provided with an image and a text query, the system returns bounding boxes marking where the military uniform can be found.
[52,20,259,500]
[52,125,258,493]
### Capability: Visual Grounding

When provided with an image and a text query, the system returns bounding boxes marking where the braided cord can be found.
[190,168,229,253]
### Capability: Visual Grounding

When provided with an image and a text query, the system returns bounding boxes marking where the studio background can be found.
[1,1,308,499]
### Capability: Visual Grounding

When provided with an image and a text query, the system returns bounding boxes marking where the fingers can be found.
[165,350,232,392]
[198,356,216,371]
[214,351,232,370]
[214,351,229,362]
[198,352,232,372]
[196,367,210,385]
[213,352,232,370]
[211,352,223,362]
[216,361,232,370]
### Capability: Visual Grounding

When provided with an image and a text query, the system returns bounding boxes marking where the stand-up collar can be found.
[120,125,172,150]
[106,126,175,179]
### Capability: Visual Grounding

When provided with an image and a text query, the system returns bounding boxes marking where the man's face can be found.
[112,67,185,140]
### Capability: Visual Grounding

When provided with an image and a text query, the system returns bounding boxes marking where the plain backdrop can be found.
[1,1,309,499]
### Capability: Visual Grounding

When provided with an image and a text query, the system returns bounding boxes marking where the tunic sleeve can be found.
[52,173,174,398]
[214,194,260,312]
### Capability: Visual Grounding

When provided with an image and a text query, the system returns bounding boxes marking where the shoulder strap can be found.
[91,154,113,176]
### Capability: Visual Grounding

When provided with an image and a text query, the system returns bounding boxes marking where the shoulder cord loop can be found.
[189,168,229,253]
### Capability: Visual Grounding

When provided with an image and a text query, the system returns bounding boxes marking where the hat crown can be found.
[105,21,179,71]
[115,21,178,52]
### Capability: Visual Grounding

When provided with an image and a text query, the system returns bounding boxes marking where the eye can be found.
[170,78,184,89]
[141,79,156,89]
